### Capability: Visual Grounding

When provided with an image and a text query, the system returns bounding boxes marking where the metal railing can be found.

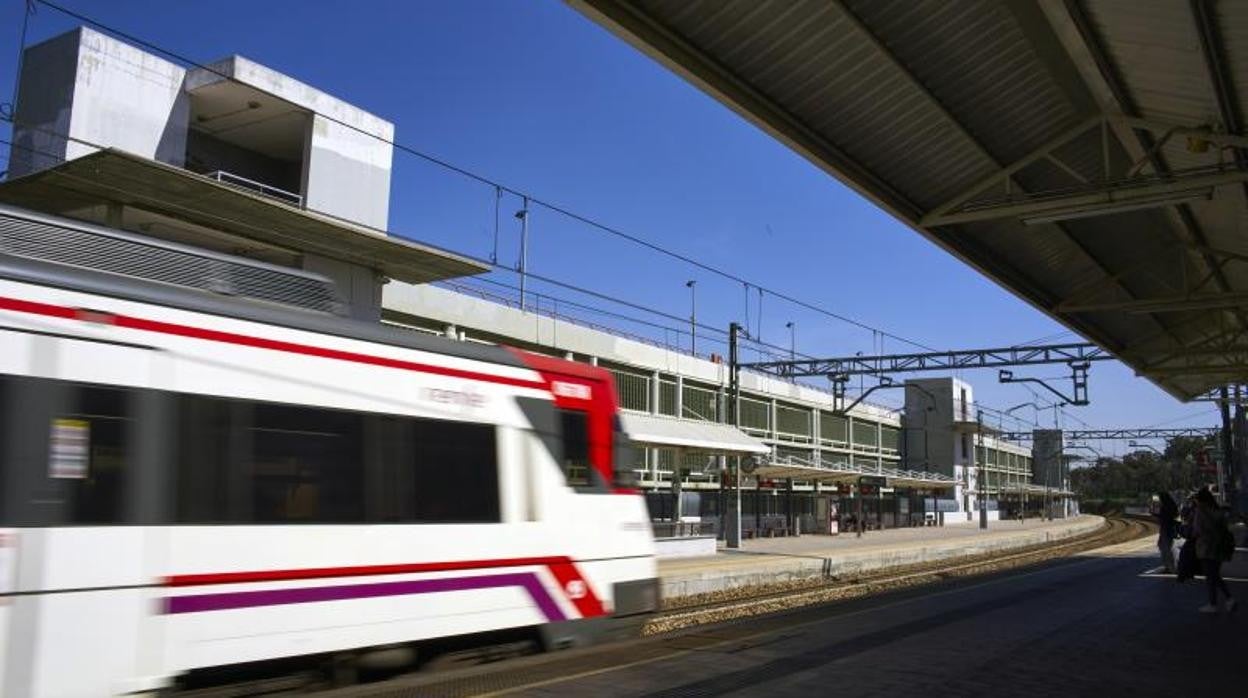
[204,170,303,207]
[651,521,716,538]
[767,453,957,485]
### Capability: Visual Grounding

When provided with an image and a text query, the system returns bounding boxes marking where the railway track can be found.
[192,517,1154,697]
[646,516,1153,635]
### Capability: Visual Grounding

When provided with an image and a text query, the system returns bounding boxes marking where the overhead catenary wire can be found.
[1,123,1130,425]
[25,0,937,353]
[0,125,1133,412]
[1141,409,1220,430]
[0,129,815,367]
[4,1,35,122]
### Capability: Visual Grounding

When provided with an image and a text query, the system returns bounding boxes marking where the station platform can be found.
[332,523,1244,696]
[511,528,1245,697]
[659,515,1104,599]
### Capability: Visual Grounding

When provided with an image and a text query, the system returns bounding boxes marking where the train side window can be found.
[0,377,9,523]
[57,385,131,524]
[250,403,364,523]
[365,415,417,522]
[174,395,233,523]
[558,409,591,487]
[411,418,500,523]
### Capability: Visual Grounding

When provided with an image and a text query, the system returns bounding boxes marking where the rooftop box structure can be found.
[5,27,485,320]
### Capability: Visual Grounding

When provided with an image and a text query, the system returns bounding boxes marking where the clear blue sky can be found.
[0,0,1222,449]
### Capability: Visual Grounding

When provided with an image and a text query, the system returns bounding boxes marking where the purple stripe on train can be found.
[164,571,567,622]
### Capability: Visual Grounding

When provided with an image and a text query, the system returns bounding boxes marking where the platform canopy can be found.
[0,148,487,285]
[754,457,957,489]
[574,0,1248,401]
[619,411,771,454]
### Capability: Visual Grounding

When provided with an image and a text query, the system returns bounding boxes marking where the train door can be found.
[0,320,166,696]
[0,528,12,693]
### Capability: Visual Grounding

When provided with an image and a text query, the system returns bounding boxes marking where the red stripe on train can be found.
[0,294,547,391]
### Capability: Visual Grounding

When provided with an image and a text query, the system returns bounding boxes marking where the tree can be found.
[1070,435,1217,503]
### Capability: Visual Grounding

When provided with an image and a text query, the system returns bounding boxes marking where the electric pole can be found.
[727,322,743,548]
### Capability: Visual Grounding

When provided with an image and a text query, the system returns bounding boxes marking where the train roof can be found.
[0,205,524,371]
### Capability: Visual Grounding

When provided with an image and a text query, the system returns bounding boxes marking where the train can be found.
[0,204,658,696]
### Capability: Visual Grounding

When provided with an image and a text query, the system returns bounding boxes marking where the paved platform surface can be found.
[514,529,1246,697]
[660,515,1104,598]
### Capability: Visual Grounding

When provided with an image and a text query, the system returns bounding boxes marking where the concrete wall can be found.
[14,27,190,176]
[11,28,188,178]
[303,254,382,322]
[660,515,1105,598]
[1033,429,1064,488]
[654,536,717,560]
[9,30,80,176]
[304,114,393,230]
[904,378,959,476]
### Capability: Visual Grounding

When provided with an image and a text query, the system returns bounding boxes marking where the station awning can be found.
[574,1,1248,400]
[619,412,771,455]
[754,460,957,489]
[0,149,488,285]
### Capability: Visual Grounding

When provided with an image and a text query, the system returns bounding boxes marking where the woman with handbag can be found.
[1154,491,1179,573]
[1192,487,1236,614]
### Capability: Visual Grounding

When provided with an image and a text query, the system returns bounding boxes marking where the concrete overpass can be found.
[572,0,1248,402]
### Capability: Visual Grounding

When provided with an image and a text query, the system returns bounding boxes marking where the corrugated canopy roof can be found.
[620,411,771,454]
[574,0,1248,401]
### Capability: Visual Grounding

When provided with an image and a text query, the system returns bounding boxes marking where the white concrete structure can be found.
[7,27,419,322]
[10,27,189,175]
[11,28,394,232]
[185,55,394,230]
[904,377,1052,521]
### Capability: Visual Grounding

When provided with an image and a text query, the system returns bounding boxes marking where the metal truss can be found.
[999,362,1089,406]
[1191,385,1248,404]
[997,427,1219,442]
[742,342,1109,379]
[921,115,1248,228]
[741,342,1111,414]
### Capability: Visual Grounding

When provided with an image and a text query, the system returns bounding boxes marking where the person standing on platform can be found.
[1154,491,1179,573]
[1192,488,1236,613]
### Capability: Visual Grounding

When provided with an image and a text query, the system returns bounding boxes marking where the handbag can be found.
[1176,538,1199,583]
[1216,522,1236,562]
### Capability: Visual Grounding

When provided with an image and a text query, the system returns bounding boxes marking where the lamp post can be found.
[686,280,697,355]
[977,409,988,529]
[855,350,864,395]
[515,201,529,312]
[785,321,796,368]
[727,322,743,549]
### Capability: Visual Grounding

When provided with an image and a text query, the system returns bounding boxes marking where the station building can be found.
[2,27,1071,544]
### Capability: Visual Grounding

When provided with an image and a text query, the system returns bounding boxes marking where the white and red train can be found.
[0,205,658,696]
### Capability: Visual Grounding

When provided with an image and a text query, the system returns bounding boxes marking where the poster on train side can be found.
[49,418,90,479]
